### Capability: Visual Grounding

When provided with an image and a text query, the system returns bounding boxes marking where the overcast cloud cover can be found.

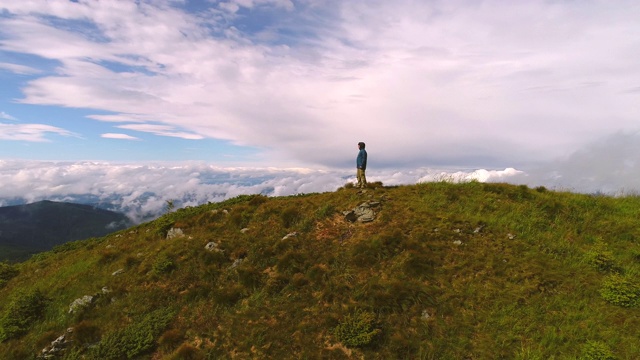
[1,0,640,220]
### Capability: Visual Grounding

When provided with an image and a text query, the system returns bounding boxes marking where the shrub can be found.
[333,310,381,348]
[212,285,245,307]
[169,343,205,360]
[0,289,50,342]
[599,274,640,307]
[0,262,18,288]
[158,329,185,352]
[228,205,252,228]
[152,254,176,276]
[155,217,175,237]
[316,204,336,219]
[582,340,616,360]
[585,241,618,273]
[90,308,175,359]
[281,206,301,228]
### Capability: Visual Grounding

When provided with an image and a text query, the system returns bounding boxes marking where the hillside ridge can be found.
[1,182,640,359]
[0,200,132,262]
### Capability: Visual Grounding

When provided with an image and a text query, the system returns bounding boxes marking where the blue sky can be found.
[1,0,640,217]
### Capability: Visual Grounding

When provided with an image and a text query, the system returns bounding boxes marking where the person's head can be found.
[358,142,365,150]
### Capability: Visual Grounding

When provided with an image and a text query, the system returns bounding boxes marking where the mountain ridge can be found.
[0,200,132,262]
[1,182,639,359]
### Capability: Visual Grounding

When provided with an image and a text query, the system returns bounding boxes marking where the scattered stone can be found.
[166,227,185,240]
[230,258,244,269]
[421,310,431,320]
[453,240,463,246]
[454,229,461,233]
[507,233,516,240]
[282,232,298,240]
[101,287,111,294]
[474,225,484,234]
[38,331,72,359]
[112,269,124,276]
[205,241,221,252]
[69,295,94,314]
[222,209,229,215]
[106,244,114,248]
[240,228,250,234]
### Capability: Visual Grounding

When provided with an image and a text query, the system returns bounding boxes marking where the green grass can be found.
[1,183,640,359]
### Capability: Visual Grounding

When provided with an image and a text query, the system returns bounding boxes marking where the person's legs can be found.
[357,168,367,188]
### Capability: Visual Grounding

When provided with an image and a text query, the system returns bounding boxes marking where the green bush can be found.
[333,310,381,348]
[585,242,618,273]
[599,274,640,307]
[316,204,336,219]
[0,262,18,288]
[281,206,301,228]
[155,217,175,237]
[0,289,50,342]
[90,308,175,359]
[581,340,616,360]
[152,254,176,276]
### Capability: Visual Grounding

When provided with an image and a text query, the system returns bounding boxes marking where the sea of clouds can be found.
[3,147,640,224]
[0,161,529,223]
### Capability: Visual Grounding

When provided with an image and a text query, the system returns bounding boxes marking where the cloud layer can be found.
[5,130,640,224]
[0,1,639,169]
[0,160,525,222]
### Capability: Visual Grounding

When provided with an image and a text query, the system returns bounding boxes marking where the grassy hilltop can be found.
[1,181,640,359]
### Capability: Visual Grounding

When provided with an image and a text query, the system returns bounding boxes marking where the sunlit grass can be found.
[2,183,640,358]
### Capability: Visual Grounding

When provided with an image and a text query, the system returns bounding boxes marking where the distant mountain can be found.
[0,200,132,262]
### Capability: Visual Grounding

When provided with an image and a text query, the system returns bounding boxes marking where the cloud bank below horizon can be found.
[4,132,640,223]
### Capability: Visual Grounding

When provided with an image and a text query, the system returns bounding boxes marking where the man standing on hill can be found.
[356,142,367,188]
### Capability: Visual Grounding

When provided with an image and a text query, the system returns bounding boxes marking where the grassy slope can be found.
[1,182,640,359]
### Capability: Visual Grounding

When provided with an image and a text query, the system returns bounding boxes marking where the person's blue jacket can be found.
[357,148,367,170]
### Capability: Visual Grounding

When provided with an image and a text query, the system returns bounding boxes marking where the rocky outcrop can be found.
[38,328,74,359]
[166,227,185,240]
[343,201,381,223]
[68,295,93,314]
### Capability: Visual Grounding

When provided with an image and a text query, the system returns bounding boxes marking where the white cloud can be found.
[0,1,639,169]
[101,133,140,140]
[0,111,17,121]
[0,62,40,75]
[0,123,74,142]
[117,124,204,140]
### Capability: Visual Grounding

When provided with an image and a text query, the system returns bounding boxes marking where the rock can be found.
[507,233,516,240]
[38,328,74,359]
[166,227,185,239]
[69,295,94,314]
[421,310,431,320]
[101,287,111,294]
[205,241,221,252]
[282,232,298,240]
[453,240,462,246]
[230,258,243,269]
[344,201,379,223]
[240,228,250,234]
[112,268,124,276]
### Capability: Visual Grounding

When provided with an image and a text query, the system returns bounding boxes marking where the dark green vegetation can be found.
[1,182,640,359]
[0,201,132,262]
